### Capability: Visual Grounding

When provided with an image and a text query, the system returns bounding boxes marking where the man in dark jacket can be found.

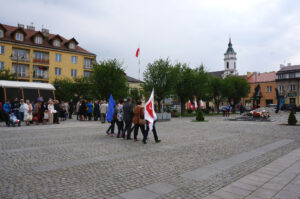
[69,100,74,119]
[53,100,60,124]
[123,97,134,139]
[12,97,20,120]
[94,100,100,121]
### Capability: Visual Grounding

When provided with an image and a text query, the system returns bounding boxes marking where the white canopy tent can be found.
[0,80,55,90]
[0,80,55,102]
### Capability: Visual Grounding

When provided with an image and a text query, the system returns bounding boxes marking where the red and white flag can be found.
[194,99,198,110]
[200,100,205,108]
[187,100,192,109]
[136,48,140,58]
[145,89,157,131]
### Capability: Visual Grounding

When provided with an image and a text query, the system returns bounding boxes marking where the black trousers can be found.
[125,120,132,138]
[53,113,59,124]
[106,120,115,134]
[134,124,145,140]
[143,121,159,142]
[116,121,124,137]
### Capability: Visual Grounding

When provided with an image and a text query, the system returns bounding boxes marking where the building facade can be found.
[276,65,300,106]
[242,72,277,109]
[0,23,95,83]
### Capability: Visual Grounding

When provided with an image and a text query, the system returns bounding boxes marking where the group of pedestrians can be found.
[76,100,109,122]
[0,97,75,126]
[105,97,161,144]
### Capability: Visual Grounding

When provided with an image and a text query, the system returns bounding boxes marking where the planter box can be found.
[157,112,171,121]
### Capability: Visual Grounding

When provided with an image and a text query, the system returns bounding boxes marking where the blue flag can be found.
[106,94,116,122]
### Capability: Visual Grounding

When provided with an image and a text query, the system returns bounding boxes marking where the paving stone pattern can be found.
[0,112,299,198]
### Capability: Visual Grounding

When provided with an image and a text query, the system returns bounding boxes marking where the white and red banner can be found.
[199,100,205,108]
[194,99,198,110]
[145,89,157,131]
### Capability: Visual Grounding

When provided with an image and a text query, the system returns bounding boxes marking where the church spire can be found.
[225,37,235,54]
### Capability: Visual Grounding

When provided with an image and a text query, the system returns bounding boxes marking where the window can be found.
[13,64,28,77]
[71,69,77,77]
[71,56,77,64]
[279,85,284,92]
[84,71,91,78]
[277,74,284,79]
[35,36,42,44]
[53,40,60,47]
[34,51,47,60]
[12,48,29,61]
[289,73,295,78]
[55,67,61,76]
[84,58,91,68]
[16,33,24,41]
[227,62,229,69]
[0,45,4,54]
[0,30,3,38]
[266,86,272,93]
[0,62,4,70]
[55,54,62,62]
[234,62,236,69]
[69,43,75,49]
[33,66,48,78]
[290,84,296,91]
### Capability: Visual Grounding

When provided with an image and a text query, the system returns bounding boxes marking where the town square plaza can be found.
[0,112,299,199]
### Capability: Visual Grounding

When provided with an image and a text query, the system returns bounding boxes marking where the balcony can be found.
[33,74,49,79]
[84,64,92,69]
[33,58,49,64]
[10,55,30,63]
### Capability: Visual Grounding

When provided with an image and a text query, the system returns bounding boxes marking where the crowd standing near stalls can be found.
[0,93,161,145]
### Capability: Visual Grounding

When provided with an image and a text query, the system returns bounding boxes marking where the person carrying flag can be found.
[106,95,116,136]
[143,90,161,144]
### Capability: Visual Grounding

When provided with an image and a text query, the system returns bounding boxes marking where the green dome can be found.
[225,38,236,54]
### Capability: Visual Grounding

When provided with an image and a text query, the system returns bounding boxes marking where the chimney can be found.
[17,23,24,28]
[287,63,292,66]
[41,28,49,37]
[247,72,252,78]
[280,64,285,69]
[26,25,35,31]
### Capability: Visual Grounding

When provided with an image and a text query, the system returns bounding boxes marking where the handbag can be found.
[26,113,33,121]
[138,107,146,125]
[44,112,49,119]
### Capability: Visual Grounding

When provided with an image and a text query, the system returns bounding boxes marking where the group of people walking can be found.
[106,97,161,144]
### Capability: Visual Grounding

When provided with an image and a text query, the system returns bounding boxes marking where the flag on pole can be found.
[187,100,192,110]
[136,48,140,58]
[199,100,205,108]
[145,89,157,131]
[194,99,198,110]
[106,94,116,122]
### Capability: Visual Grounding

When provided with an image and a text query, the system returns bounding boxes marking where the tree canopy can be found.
[90,59,128,101]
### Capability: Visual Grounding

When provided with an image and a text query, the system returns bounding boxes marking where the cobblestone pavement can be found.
[0,111,299,199]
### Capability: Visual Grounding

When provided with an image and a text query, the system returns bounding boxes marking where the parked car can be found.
[281,103,298,112]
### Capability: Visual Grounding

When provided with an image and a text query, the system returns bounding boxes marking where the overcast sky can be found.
[1,0,300,79]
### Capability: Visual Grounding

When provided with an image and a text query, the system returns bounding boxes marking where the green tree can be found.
[129,88,139,103]
[90,59,128,100]
[143,58,176,112]
[0,69,17,80]
[208,75,226,113]
[54,77,92,101]
[196,109,205,121]
[193,65,211,103]
[173,63,195,115]
[223,76,250,112]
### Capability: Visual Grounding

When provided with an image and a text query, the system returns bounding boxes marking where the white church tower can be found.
[223,38,238,77]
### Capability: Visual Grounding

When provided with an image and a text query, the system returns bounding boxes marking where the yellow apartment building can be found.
[0,23,96,83]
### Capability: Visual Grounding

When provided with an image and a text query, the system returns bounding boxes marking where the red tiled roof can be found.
[0,24,95,56]
[247,72,276,83]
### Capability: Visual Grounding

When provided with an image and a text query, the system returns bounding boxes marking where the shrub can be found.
[196,109,205,121]
[187,109,193,114]
[288,111,297,125]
